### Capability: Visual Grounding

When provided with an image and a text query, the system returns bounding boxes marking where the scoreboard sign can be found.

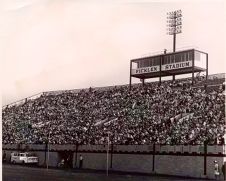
[132,66,160,75]
[162,61,192,71]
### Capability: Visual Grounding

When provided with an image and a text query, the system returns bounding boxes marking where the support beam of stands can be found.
[159,56,162,84]
[142,79,145,86]
[110,144,113,168]
[129,60,132,90]
[192,52,195,85]
[152,143,156,172]
[75,143,78,168]
[204,142,207,175]
[206,54,208,81]
[44,143,47,167]
[172,75,175,81]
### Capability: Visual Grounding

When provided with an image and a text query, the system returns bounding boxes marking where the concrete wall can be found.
[155,155,203,178]
[74,153,225,179]
[47,152,59,167]
[112,154,153,173]
[2,144,226,179]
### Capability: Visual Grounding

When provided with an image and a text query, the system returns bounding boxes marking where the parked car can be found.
[10,152,38,164]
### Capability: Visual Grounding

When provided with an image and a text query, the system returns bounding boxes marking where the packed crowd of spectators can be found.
[2,77,225,145]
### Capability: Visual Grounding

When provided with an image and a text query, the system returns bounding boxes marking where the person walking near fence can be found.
[222,163,225,181]
[3,151,6,163]
[214,161,220,180]
[79,155,83,169]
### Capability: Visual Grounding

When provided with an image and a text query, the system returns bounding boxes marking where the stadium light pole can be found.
[47,132,50,170]
[106,132,110,176]
[167,10,182,52]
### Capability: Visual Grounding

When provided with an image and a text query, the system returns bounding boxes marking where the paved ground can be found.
[3,164,212,181]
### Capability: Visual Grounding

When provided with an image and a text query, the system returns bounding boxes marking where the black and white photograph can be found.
[1,0,226,180]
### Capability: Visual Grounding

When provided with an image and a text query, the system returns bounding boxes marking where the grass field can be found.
[2,164,211,181]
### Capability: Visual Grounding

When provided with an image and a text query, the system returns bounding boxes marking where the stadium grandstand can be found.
[2,73,225,145]
[2,5,226,180]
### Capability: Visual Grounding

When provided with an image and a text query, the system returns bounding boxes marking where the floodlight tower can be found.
[167,10,182,52]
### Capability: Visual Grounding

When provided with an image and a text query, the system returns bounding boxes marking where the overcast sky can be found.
[1,0,226,106]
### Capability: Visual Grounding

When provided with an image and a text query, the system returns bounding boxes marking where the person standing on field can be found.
[79,155,83,169]
[222,163,225,181]
[214,160,220,180]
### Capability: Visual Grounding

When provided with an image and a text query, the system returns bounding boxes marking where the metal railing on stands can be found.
[2,92,43,109]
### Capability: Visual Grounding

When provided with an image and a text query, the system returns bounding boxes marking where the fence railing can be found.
[2,144,226,155]
[2,92,43,109]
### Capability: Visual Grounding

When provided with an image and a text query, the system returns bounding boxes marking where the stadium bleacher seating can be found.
[2,76,225,145]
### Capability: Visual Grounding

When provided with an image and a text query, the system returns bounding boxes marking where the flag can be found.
[104,118,118,126]
[132,102,136,109]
